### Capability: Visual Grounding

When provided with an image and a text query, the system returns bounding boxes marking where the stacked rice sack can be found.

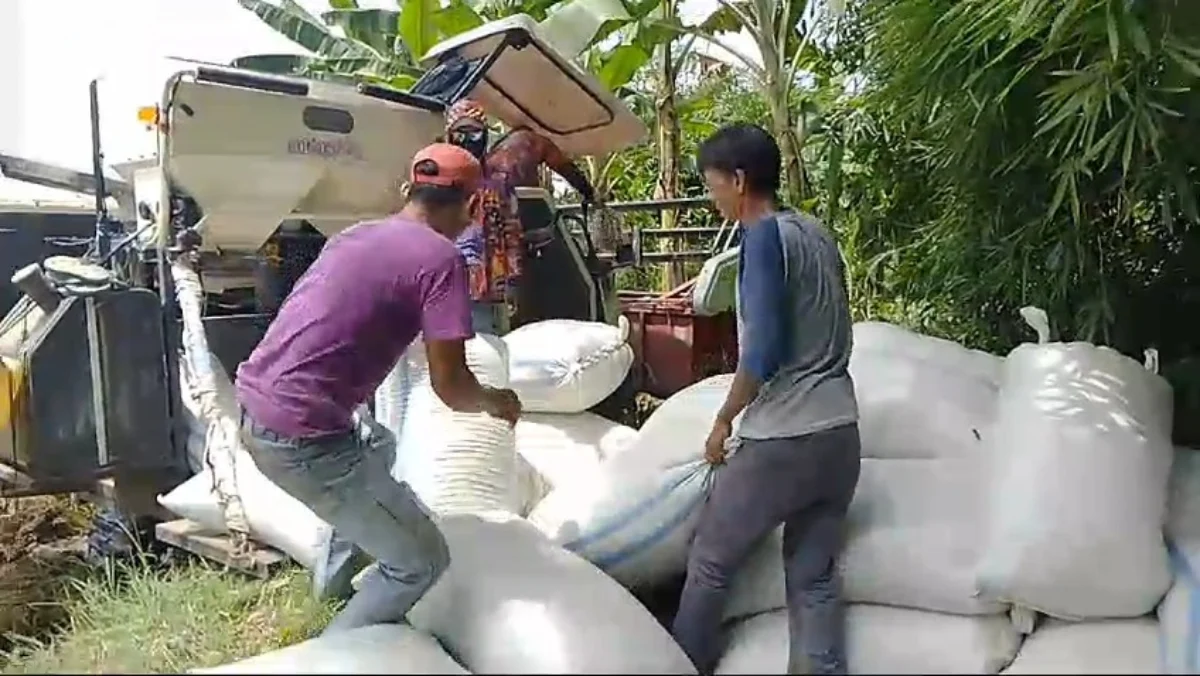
[720,320,1021,674]
[527,373,729,588]
[379,334,520,515]
[197,513,697,675]
[979,309,1172,674]
[1157,447,1200,675]
[498,318,639,514]
[718,310,1177,674]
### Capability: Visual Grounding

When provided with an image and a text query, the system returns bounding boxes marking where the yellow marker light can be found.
[137,106,159,126]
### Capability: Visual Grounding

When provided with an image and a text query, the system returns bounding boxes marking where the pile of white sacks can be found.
[160,310,1200,675]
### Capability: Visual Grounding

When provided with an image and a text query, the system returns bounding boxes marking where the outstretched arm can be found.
[540,136,598,203]
[418,253,521,424]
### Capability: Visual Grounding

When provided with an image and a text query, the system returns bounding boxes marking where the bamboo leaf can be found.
[1166,47,1200,78]
[1105,0,1119,62]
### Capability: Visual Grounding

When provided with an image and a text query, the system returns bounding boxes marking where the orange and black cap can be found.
[410,143,483,194]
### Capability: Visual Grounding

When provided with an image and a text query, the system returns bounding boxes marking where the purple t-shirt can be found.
[236,215,473,438]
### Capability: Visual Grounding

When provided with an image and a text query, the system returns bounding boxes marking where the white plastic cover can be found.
[421,15,647,158]
[408,512,697,674]
[503,317,634,414]
[192,624,468,674]
[727,457,1005,620]
[716,605,1021,675]
[975,328,1175,619]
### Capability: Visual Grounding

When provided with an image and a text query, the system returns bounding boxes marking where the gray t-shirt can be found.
[734,210,858,440]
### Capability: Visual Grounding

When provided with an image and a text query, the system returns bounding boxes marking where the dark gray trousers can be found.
[672,423,861,675]
[240,411,450,635]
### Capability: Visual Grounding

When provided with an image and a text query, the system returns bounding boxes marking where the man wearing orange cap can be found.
[236,143,522,633]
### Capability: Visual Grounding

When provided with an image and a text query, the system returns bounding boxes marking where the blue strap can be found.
[563,461,716,571]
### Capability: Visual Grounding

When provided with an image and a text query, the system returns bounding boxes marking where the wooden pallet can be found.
[155,519,289,579]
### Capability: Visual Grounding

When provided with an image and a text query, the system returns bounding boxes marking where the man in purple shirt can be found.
[237,143,522,634]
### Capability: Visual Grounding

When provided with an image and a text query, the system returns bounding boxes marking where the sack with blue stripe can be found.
[528,458,717,589]
[1160,447,1200,674]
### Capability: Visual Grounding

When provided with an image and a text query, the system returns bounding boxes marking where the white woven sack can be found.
[853,321,1003,384]
[1159,447,1200,674]
[975,308,1174,620]
[192,624,468,674]
[1002,618,1161,674]
[610,373,735,474]
[512,411,639,512]
[716,605,1021,675]
[160,343,329,569]
[373,353,410,442]
[408,512,697,674]
[393,335,519,516]
[727,457,1005,620]
[528,458,716,589]
[504,317,634,413]
[158,446,331,570]
[850,325,1000,459]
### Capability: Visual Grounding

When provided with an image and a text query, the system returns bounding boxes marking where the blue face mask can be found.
[449,127,489,160]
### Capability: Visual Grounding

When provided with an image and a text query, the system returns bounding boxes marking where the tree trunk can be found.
[766,82,806,208]
[749,0,807,209]
[654,0,683,291]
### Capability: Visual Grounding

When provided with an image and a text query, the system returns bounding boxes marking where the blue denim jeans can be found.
[672,424,861,675]
[240,410,450,635]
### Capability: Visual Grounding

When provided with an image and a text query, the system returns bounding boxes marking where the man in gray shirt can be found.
[671,124,861,675]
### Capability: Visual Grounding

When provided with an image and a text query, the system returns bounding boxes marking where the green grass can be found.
[2,561,336,674]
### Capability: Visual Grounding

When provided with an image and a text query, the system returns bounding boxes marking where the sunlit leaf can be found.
[538,0,632,59]
[597,45,650,90]
[321,8,404,58]
[435,0,485,36]
[398,0,440,60]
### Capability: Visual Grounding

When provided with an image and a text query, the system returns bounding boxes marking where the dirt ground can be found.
[0,496,93,647]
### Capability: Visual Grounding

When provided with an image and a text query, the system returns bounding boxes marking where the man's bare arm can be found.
[425,338,487,413]
[425,338,522,425]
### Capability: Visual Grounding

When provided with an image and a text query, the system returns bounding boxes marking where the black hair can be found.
[408,160,470,208]
[408,183,469,208]
[696,123,781,197]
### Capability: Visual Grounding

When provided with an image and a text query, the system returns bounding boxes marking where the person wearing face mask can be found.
[670,124,860,676]
[444,99,522,334]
